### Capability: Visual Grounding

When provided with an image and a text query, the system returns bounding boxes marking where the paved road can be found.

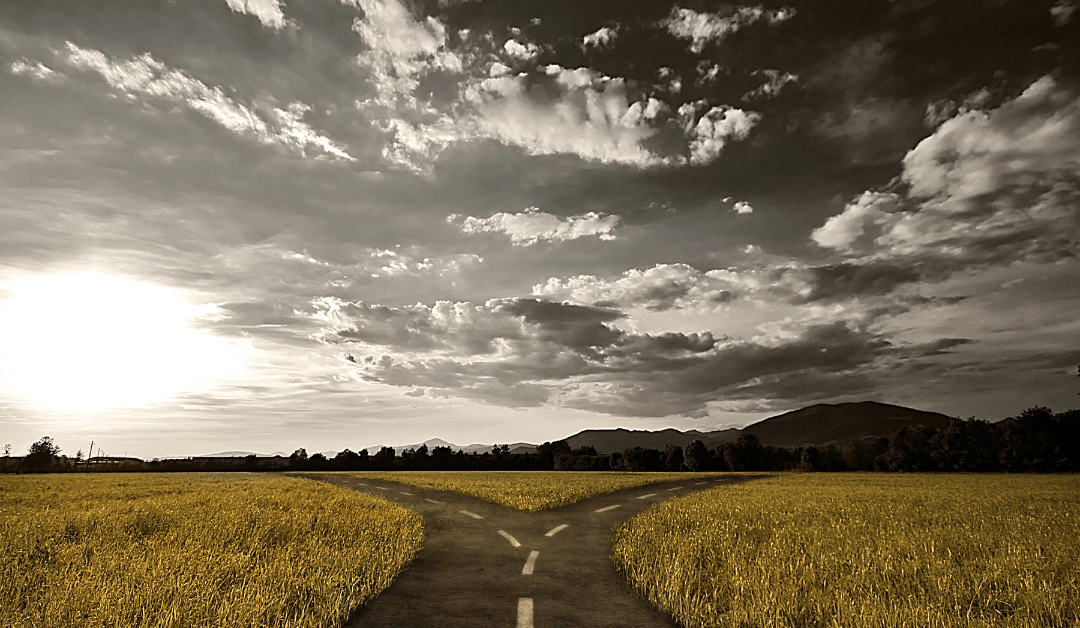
[301,474,767,628]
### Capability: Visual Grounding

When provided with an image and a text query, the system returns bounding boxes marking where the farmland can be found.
[612,473,1080,628]
[0,473,422,628]
[332,470,722,511]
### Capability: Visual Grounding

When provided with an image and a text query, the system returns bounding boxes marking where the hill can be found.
[562,402,953,453]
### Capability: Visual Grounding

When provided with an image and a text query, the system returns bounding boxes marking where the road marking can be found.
[460,510,483,519]
[517,598,534,628]
[355,482,367,486]
[595,504,621,512]
[667,487,684,491]
[374,487,388,490]
[522,551,539,575]
[425,498,444,504]
[498,530,521,547]
[545,524,568,537]
[637,493,657,499]
[696,482,707,485]
[399,491,413,495]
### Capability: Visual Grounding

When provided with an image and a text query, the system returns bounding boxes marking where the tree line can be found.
[4,406,1077,474]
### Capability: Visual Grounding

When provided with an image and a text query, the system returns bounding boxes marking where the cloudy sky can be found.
[1,0,1078,458]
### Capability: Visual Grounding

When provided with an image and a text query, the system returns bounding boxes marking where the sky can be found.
[1,0,1078,459]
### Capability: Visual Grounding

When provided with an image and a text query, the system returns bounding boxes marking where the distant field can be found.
[332,471,720,511]
[613,473,1080,628]
[1,473,422,628]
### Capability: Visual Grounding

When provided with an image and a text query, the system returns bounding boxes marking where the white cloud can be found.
[533,263,811,311]
[582,26,618,49]
[222,0,287,29]
[462,67,672,167]
[732,201,754,214]
[62,43,354,161]
[503,39,540,61]
[661,5,796,54]
[686,105,761,165]
[449,207,620,245]
[813,76,1080,266]
[743,69,798,100]
[347,0,463,110]
[9,59,63,83]
[1051,0,1078,26]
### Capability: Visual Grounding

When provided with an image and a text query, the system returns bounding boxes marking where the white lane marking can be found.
[517,598,534,628]
[695,482,707,485]
[595,504,621,513]
[460,510,483,519]
[399,491,413,495]
[355,482,367,486]
[637,493,657,499]
[667,487,684,491]
[522,551,539,575]
[425,498,444,504]
[498,530,521,547]
[374,487,388,490]
[545,524,568,537]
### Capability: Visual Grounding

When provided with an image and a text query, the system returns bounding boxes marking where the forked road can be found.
[302,474,767,628]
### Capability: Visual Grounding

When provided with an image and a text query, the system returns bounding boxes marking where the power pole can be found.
[87,441,94,472]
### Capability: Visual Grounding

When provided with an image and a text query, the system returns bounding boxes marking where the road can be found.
[302,473,766,628]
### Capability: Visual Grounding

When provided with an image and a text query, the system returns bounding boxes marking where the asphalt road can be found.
[302,473,767,628]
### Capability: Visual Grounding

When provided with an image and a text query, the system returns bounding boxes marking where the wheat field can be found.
[612,473,1080,628]
[1,473,422,628]
[334,470,718,511]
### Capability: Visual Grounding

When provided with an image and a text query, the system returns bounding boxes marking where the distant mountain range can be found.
[200,401,954,459]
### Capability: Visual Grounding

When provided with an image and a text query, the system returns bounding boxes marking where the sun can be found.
[0,272,243,412]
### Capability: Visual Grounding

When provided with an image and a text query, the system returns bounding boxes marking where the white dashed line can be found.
[667,487,684,491]
[695,482,707,485]
[517,598,534,628]
[425,498,444,504]
[637,493,657,499]
[374,487,388,490]
[522,550,539,575]
[355,483,367,486]
[545,524,568,537]
[498,530,521,547]
[460,510,483,519]
[595,505,621,513]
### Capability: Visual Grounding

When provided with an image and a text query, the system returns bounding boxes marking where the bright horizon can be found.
[2,0,1079,459]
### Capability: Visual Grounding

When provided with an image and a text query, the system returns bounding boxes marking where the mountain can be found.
[738,401,953,448]
[566,428,735,454]
[561,402,954,453]
[360,438,539,456]
[198,450,287,457]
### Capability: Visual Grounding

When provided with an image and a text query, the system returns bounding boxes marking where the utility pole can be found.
[87,441,94,472]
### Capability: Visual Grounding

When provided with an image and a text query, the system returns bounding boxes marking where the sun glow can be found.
[0,272,246,412]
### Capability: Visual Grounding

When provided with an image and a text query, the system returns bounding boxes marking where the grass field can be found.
[1,473,422,628]
[332,470,719,511]
[612,473,1080,628]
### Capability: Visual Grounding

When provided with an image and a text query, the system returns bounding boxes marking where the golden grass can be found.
[1,473,422,628]
[332,471,718,512]
[612,473,1080,628]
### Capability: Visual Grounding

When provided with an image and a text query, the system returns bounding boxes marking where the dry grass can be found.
[333,471,718,512]
[612,473,1080,628]
[0,473,422,628]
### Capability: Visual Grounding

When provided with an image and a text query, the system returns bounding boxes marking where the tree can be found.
[24,436,61,472]
[682,440,711,471]
[3,444,9,457]
[663,444,684,472]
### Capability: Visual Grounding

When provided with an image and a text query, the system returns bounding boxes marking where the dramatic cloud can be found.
[503,39,541,61]
[222,0,287,29]
[60,43,354,161]
[313,296,902,416]
[661,5,796,54]
[682,105,761,165]
[449,207,620,245]
[732,201,754,214]
[813,76,1080,271]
